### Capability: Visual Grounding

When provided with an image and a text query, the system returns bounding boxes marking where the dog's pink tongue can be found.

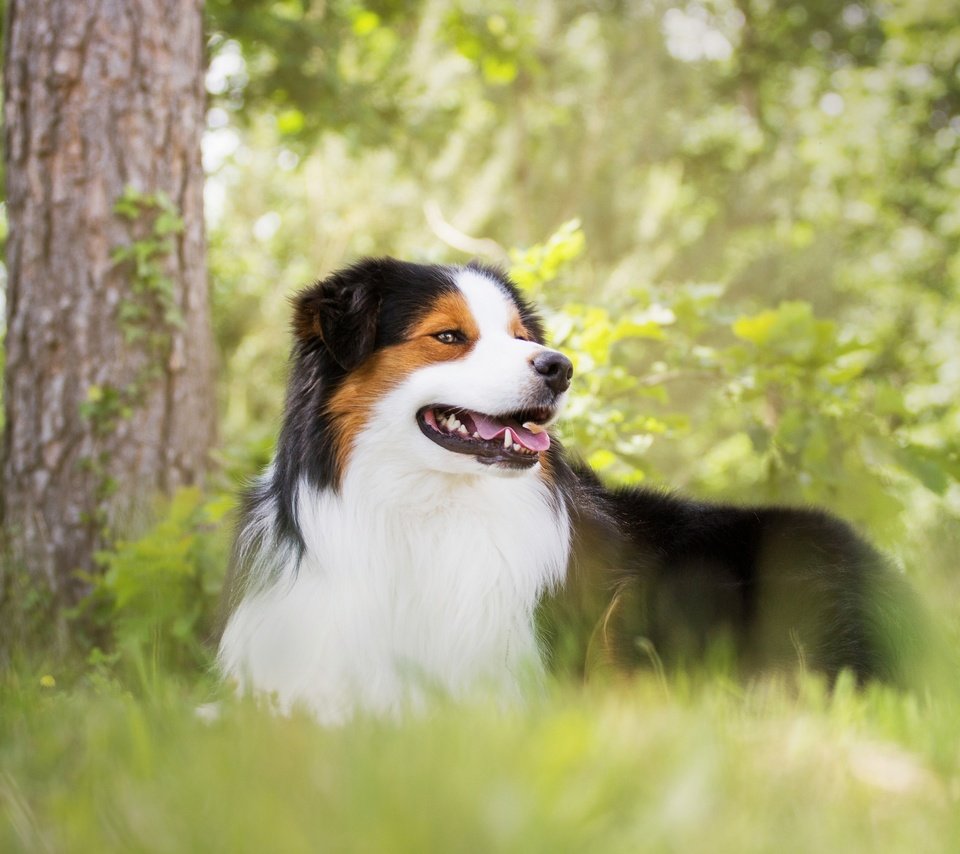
[471,413,551,452]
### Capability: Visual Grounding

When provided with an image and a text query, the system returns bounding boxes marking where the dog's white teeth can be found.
[449,417,460,431]
[513,443,521,452]
[523,421,546,434]
[503,428,513,449]
[458,424,468,435]
[472,432,479,439]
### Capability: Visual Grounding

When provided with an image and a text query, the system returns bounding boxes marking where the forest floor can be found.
[2,660,958,853]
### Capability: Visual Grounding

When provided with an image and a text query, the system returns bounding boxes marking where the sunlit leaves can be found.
[509,219,586,296]
[351,9,380,36]
[732,302,838,364]
[442,5,537,86]
[502,209,960,538]
[509,223,684,481]
[276,108,305,135]
[206,0,419,147]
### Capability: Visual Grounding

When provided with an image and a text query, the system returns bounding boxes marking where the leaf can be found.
[509,220,585,292]
[895,446,950,495]
[612,319,667,341]
[352,10,381,36]
[823,349,873,384]
[154,211,185,237]
[732,310,778,345]
[481,56,518,85]
[277,109,306,136]
[113,185,146,218]
[587,449,617,471]
[732,302,837,364]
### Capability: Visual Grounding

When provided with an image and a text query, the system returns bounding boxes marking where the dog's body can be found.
[219,259,918,722]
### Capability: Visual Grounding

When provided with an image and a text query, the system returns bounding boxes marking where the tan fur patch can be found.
[509,308,532,341]
[409,291,481,343]
[538,448,557,490]
[325,291,480,478]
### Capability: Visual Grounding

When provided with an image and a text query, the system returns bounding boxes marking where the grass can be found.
[2,661,959,853]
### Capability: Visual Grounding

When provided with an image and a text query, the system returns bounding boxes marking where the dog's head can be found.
[288,258,572,484]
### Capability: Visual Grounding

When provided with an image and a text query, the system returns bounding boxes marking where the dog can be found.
[218,258,920,722]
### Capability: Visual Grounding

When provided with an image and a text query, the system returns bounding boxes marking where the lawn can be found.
[2,663,958,853]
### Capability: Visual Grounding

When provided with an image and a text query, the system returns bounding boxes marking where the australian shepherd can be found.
[218,258,918,723]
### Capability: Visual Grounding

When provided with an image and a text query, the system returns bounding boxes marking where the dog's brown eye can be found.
[434,330,464,345]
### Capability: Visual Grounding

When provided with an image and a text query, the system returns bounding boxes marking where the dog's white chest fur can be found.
[219,467,569,724]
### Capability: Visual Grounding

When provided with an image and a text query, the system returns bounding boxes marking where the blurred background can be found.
[204,0,960,551]
[3,3,960,849]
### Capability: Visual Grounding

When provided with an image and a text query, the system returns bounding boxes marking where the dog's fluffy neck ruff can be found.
[220,452,569,724]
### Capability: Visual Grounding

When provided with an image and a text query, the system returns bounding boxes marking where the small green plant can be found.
[79,488,233,681]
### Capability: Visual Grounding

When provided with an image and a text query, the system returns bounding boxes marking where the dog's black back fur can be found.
[541,461,924,687]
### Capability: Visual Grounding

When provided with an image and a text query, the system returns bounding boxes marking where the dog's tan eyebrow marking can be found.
[509,308,532,340]
[409,290,480,341]
[326,290,480,481]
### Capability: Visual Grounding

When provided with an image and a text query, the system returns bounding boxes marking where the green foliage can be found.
[499,213,960,553]
[78,383,133,439]
[111,185,186,343]
[80,186,186,441]
[443,6,538,86]
[719,298,960,538]
[509,219,587,293]
[205,0,431,149]
[78,489,233,677]
[72,187,191,540]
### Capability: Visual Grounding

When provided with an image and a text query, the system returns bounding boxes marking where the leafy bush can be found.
[511,222,960,561]
[79,489,233,678]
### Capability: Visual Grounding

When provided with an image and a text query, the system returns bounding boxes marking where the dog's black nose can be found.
[532,350,573,395]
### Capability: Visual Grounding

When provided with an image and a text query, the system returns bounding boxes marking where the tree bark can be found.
[2,0,214,620]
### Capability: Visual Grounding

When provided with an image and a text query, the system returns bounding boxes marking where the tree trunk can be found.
[2,0,214,624]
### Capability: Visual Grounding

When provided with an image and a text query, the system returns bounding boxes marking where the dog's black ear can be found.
[292,261,383,370]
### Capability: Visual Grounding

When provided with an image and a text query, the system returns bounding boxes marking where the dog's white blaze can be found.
[218,265,571,724]
[454,267,514,333]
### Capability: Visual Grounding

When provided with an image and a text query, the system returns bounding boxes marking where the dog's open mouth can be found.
[417,405,552,468]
